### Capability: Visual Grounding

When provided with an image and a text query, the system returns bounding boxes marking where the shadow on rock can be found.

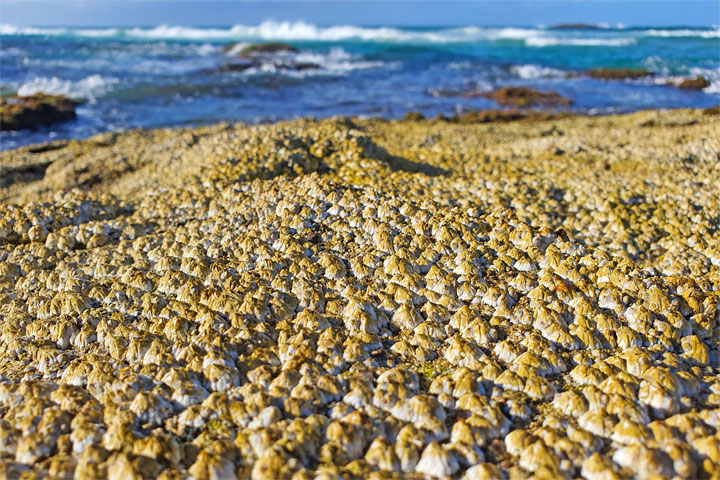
[354,134,449,177]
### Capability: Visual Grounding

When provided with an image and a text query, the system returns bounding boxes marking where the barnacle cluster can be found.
[0,108,719,479]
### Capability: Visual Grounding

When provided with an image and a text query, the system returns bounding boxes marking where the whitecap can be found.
[526,37,636,47]
[0,24,66,35]
[641,28,719,38]
[73,28,121,37]
[125,24,239,40]
[2,21,554,44]
[233,47,392,78]
[511,64,565,79]
[222,42,251,56]
[16,74,118,100]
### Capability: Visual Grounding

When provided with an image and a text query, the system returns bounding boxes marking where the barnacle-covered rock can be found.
[1,109,719,479]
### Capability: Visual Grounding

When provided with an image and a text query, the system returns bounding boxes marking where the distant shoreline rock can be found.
[0,93,79,131]
[550,23,602,30]
[587,68,654,80]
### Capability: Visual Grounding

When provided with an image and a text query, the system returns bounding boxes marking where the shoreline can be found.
[2,105,717,155]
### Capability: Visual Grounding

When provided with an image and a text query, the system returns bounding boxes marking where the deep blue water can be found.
[1,22,718,150]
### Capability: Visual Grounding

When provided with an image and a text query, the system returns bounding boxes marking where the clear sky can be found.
[2,0,719,27]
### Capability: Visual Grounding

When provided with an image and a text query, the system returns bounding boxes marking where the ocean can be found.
[1,21,718,150]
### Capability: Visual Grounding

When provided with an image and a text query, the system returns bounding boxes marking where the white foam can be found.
[0,21,605,44]
[125,25,239,40]
[689,67,720,94]
[641,28,719,38]
[237,47,391,78]
[298,47,386,72]
[2,21,718,45]
[225,21,458,42]
[74,28,121,37]
[16,74,117,100]
[649,67,720,93]
[0,47,24,58]
[526,37,636,47]
[0,24,66,35]
[223,42,251,56]
[511,64,565,78]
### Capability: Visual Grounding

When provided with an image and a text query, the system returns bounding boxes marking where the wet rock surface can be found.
[0,94,79,131]
[0,109,719,479]
[672,76,712,90]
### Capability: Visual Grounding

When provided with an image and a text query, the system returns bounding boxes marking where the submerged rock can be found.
[0,93,79,131]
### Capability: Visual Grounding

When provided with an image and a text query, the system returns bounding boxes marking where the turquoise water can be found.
[1,22,718,149]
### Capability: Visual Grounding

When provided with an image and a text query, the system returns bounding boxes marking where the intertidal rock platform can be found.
[0,109,719,479]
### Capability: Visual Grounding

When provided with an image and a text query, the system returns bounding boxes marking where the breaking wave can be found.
[5,22,715,44]
[16,74,118,100]
[525,37,637,47]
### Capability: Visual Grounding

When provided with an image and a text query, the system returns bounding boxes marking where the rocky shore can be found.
[1,109,719,479]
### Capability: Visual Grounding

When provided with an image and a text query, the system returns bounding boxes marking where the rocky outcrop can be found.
[672,76,711,90]
[550,23,601,29]
[207,42,317,74]
[587,68,653,80]
[477,87,573,107]
[0,94,79,131]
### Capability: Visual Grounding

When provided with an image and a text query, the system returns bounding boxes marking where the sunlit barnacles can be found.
[0,111,719,478]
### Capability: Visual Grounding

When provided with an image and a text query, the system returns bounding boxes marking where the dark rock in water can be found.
[216,61,255,73]
[205,41,316,75]
[282,61,320,71]
[244,42,298,54]
[402,112,425,121]
[673,76,711,90]
[0,93,79,131]
[551,23,601,30]
[222,42,298,56]
[478,87,573,107]
[587,68,654,80]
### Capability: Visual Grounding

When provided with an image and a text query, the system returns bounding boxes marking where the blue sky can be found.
[2,1,718,27]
